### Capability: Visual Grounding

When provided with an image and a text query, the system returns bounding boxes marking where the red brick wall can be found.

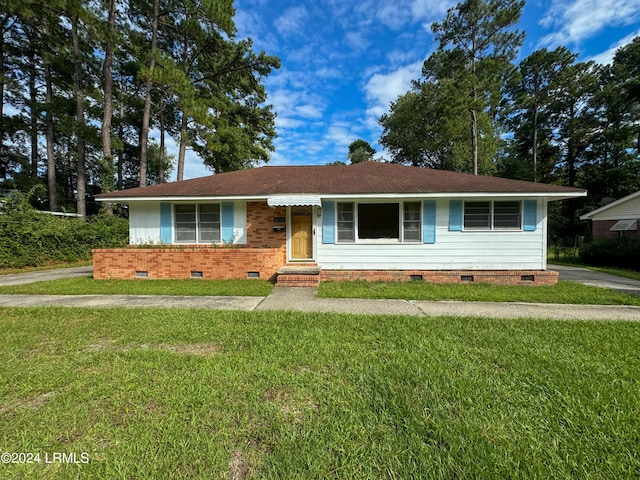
[246,202,286,248]
[93,246,286,280]
[321,269,559,285]
[93,201,289,280]
[592,220,640,240]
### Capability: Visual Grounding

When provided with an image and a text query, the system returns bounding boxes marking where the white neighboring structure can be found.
[580,191,640,240]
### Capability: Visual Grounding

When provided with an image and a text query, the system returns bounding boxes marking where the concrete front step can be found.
[276,265,320,287]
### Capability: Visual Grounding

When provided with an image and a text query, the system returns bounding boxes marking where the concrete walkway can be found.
[0,264,639,320]
[257,287,640,321]
[0,288,638,321]
[549,264,640,295]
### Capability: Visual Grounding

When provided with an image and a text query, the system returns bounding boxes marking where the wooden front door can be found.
[291,208,313,259]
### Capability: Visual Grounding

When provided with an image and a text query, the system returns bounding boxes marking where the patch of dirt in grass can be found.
[85,337,117,351]
[82,339,222,356]
[263,388,318,425]
[228,450,249,480]
[154,343,222,355]
[0,391,58,414]
[288,364,331,376]
[227,439,270,480]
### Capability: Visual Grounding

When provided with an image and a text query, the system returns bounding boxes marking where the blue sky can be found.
[181,0,640,179]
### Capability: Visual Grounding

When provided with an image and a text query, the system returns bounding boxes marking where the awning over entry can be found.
[610,219,638,231]
[267,195,322,207]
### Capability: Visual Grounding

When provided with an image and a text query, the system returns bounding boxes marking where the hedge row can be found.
[0,209,128,268]
[579,238,640,271]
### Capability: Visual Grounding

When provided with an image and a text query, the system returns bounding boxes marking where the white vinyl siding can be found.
[128,200,247,246]
[588,195,640,221]
[317,199,545,270]
[129,202,161,244]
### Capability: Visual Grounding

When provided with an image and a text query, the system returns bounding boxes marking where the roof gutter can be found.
[97,191,586,203]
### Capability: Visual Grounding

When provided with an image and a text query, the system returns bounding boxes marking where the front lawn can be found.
[0,277,274,296]
[318,279,640,305]
[1,308,638,478]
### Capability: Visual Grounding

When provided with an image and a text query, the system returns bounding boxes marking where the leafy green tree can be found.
[347,139,376,163]
[503,47,577,182]
[431,0,524,174]
[550,61,599,188]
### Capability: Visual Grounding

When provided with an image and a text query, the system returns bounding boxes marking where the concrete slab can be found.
[257,287,424,316]
[0,294,263,311]
[0,266,93,286]
[410,300,640,321]
[550,264,640,295]
[256,287,640,321]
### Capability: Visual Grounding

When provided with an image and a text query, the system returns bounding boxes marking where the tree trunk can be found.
[139,0,159,187]
[159,106,165,183]
[101,0,116,213]
[44,63,57,211]
[29,49,38,177]
[72,17,86,216]
[117,99,123,190]
[470,109,478,175]
[177,110,187,181]
[470,37,478,176]
[532,105,538,183]
[0,17,6,174]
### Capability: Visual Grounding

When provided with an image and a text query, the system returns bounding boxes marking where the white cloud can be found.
[541,0,640,47]
[275,5,309,37]
[345,31,370,52]
[587,29,640,65]
[364,60,424,120]
[352,0,455,30]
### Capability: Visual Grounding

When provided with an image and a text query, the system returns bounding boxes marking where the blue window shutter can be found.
[322,201,335,244]
[221,202,234,242]
[160,202,172,243]
[422,200,436,244]
[449,200,463,231]
[523,200,537,231]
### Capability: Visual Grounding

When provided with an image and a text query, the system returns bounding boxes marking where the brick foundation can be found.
[92,245,286,280]
[320,269,558,286]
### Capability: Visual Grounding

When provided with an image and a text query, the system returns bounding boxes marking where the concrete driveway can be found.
[0,266,93,286]
[549,264,640,295]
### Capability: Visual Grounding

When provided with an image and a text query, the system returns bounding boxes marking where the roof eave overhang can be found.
[97,191,586,203]
[96,194,271,203]
[580,190,640,219]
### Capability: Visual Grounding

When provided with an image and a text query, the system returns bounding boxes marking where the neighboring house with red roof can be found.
[580,190,640,240]
[94,162,586,286]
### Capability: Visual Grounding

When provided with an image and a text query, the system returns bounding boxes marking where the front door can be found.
[290,207,313,259]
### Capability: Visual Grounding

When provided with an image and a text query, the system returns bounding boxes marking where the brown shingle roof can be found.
[97,162,585,199]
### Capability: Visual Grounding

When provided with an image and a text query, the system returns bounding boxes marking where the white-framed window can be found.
[336,201,421,243]
[175,204,221,243]
[463,201,521,230]
[403,202,421,241]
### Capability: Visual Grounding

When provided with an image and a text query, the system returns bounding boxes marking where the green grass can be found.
[0,307,638,478]
[0,277,274,296]
[318,279,640,305]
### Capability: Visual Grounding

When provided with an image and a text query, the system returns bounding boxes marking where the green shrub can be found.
[0,200,128,268]
[579,237,640,271]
